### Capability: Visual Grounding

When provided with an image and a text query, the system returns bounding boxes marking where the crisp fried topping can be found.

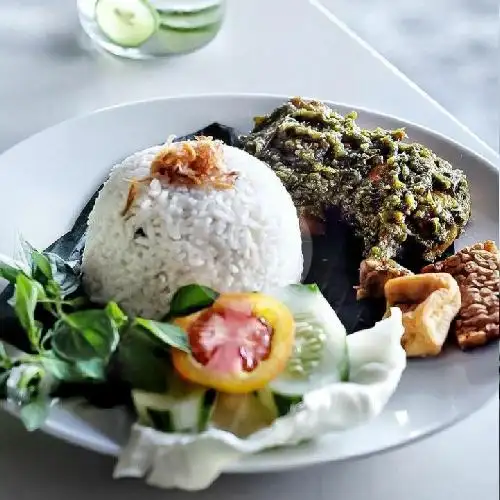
[121,179,141,217]
[151,137,237,189]
[121,137,238,217]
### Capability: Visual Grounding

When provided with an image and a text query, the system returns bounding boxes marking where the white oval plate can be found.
[0,94,498,473]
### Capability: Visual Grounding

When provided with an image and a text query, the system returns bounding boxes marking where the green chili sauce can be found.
[241,97,471,262]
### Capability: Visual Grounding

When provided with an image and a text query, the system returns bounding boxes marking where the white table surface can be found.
[0,0,498,499]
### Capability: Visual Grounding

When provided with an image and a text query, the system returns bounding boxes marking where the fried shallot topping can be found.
[121,137,238,216]
[151,137,237,189]
[120,179,140,217]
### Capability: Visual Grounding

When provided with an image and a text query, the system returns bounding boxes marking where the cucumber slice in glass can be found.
[95,0,159,48]
[148,21,221,54]
[157,4,222,30]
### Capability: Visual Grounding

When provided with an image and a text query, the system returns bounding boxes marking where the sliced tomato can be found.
[172,293,295,394]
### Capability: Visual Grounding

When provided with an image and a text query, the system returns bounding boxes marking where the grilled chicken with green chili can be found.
[241,98,471,296]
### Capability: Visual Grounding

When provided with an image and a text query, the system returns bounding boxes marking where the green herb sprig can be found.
[0,238,210,431]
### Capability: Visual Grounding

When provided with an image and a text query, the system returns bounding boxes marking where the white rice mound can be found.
[82,142,303,319]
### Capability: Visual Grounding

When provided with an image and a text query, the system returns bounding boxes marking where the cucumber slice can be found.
[157,4,222,30]
[268,284,350,397]
[145,21,220,54]
[95,0,159,48]
[132,388,215,433]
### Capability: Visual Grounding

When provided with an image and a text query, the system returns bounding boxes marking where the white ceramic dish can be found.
[0,94,498,473]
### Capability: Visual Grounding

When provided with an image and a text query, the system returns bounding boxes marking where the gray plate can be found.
[0,94,498,473]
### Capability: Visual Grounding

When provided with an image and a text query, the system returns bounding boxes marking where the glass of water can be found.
[77,0,226,59]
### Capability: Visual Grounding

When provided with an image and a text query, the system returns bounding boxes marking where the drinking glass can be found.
[77,0,226,59]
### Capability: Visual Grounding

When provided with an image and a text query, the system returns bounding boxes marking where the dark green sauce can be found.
[241,97,471,261]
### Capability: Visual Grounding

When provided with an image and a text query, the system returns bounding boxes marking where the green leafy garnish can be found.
[40,352,106,382]
[40,353,80,380]
[167,284,218,318]
[0,344,11,399]
[116,318,190,393]
[74,358,107,380]
[0,258,25,283]
[0,342,12,370]
[0,237,200,432]
[14,274,43,348]
[31,251,53,285]
[133,318,190,353]
[11,237,81,299]
[51,305,123,363]
[105,301,129,330]
[116,333,171,393]
[19,238,55,290]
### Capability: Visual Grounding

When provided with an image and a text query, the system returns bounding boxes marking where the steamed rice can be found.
[82,143,303,319]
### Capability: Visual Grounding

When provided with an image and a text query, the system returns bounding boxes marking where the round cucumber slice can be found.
[268,284,350,397]
[157,4,222,30]
[145,21,221,55]
[95,0,159,48]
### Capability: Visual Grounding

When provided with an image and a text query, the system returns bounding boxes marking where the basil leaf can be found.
[0,342,12,370]
[133,318,190,353]
[116,333,170,392]
[168,284,219,318]
[44,252,81,297]
[40,354,77,381]
[18,238,52,284]
[0,259,24,284]
[44,279,60,299]
[52,309,120,362]
[14,274,42,347]
[16,237,79,297]
[31,251,53,284]
[20,396,51,431]
[41,353,106,382]
[105,302,128,330]
[74,359,106,380]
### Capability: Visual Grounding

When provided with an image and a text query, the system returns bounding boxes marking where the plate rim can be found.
[1,92,498,172]
[0,93,498,473]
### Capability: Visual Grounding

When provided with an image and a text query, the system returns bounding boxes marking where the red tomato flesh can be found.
[188,304,273,374]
